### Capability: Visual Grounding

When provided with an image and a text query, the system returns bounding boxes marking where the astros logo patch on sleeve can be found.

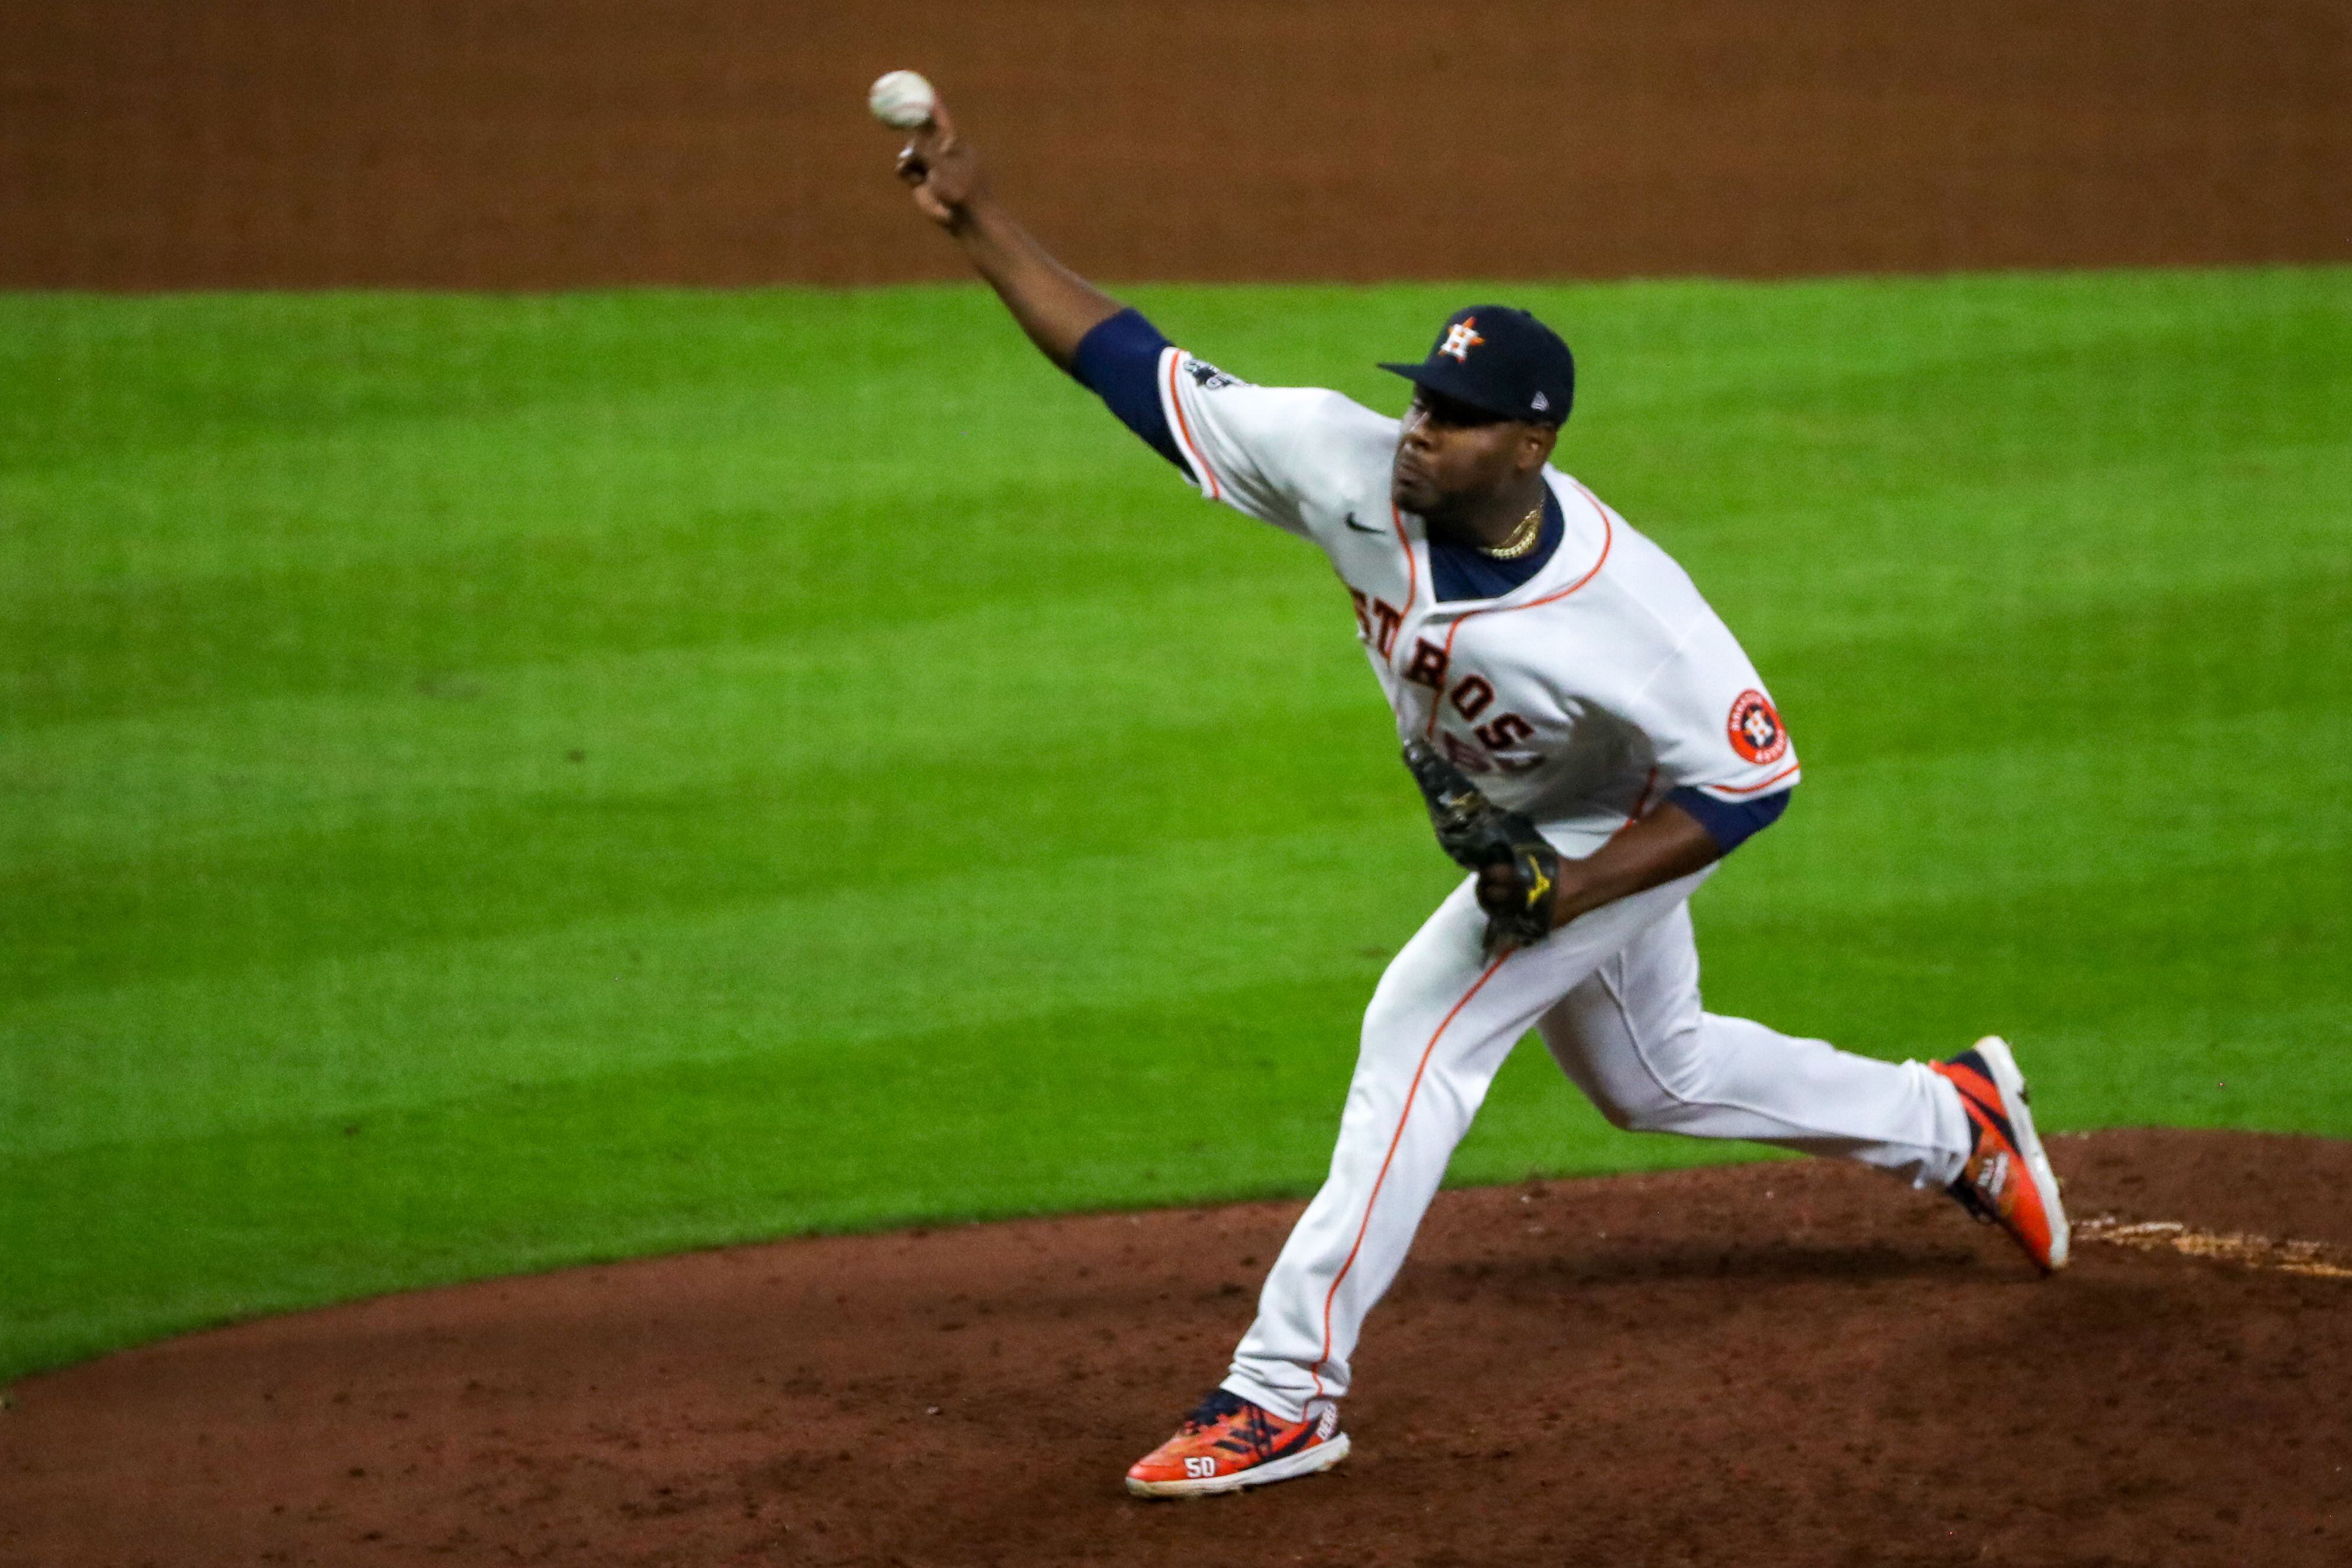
[1726,690,1788,764]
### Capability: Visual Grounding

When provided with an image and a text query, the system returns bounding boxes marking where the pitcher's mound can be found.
[5,1128,2348,1566]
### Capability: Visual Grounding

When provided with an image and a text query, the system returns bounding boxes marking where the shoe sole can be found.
[1971,1034,2071,1270]
[1124,1434,1351,1498]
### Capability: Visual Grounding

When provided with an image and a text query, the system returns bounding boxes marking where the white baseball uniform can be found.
[1137,349,1975,1422]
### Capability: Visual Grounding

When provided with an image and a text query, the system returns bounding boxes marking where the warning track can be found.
[4,0,2345,288]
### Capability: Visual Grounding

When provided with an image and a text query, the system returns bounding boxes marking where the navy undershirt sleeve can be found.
[1665,784,1793,856]
[1070,307,1183,469]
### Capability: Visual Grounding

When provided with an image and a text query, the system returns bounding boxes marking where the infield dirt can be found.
[6,1129,2348,1566]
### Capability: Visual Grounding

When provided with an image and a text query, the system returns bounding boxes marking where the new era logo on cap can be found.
[1378,304,1574,426]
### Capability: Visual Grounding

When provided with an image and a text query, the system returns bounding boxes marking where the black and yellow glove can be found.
[1401,739,1560,956]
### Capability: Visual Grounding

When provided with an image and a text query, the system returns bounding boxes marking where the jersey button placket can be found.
[1401,604,1455,738]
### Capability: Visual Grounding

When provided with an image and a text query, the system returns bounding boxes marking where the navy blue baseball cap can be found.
[1379,305,1574,426]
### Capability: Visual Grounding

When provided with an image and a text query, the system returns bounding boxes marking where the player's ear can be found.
[1518,421,1558,472]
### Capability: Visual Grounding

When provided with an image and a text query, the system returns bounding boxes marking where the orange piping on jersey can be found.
[1706,761,1802,796]
[1418,486,1614,737]
[1625,766,1659,826]
[1308,952,1508,1400]
[1164,350,1221,501]
[1388,501,1420,627]
[1507,478,1619,613]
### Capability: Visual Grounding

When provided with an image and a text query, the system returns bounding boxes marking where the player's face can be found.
[1391,388,1548,517]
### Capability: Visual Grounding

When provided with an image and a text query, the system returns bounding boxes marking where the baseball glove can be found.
[1402,739,1561,956]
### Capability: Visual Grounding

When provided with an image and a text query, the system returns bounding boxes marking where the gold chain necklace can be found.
[1481,501,1545,560]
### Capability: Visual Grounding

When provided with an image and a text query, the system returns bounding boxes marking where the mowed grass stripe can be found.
[2,820,1450,1158]
[6,559,2341,1002]
[9,749,2338,1164]
[0,969,1394,1376]
[8,271,2343,705]
[0,566,1348,866]
[4,851,2339,1377]
[1,268,2347,1377]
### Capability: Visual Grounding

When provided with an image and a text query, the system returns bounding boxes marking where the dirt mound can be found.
[4,1128,2347,1566]
[4,0,2346,288]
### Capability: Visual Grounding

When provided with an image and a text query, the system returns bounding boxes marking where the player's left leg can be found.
[1220,867,1709,1421]
[1130,868,1713,1496]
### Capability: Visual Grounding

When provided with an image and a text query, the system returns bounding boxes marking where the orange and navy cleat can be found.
[1930,1036,2070,1273]
[1124,1389,1350,1498]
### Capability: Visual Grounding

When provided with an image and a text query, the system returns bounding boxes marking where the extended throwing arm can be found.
[895,103,1121,371]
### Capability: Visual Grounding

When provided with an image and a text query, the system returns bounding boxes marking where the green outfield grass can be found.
[4,268,2348,1379]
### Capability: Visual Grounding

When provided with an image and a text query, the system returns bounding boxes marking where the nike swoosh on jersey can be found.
[1342,512,1382,533]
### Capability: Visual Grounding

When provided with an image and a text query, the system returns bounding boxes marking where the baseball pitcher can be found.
[884,87,2068,1500]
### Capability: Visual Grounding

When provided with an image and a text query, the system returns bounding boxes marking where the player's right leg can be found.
[1536,901,1968,1184]
[1928,1036,2071,1271]
[1536,906,2067,1270]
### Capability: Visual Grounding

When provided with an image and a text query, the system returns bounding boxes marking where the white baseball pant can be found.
[1223,868,1973,1421]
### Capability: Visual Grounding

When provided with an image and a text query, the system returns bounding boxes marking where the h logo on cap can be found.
[1438,318,1484,363]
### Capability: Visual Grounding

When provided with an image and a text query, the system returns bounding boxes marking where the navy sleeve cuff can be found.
[1072,307,1183,469]
[1666,784,1793,856]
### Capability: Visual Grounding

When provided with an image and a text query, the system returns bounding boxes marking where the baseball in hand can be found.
[867,70,938,129]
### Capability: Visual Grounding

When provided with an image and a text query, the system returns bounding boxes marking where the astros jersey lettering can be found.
[1155,353,1799,856]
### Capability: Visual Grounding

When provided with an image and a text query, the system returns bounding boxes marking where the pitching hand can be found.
[896,102,985,228]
